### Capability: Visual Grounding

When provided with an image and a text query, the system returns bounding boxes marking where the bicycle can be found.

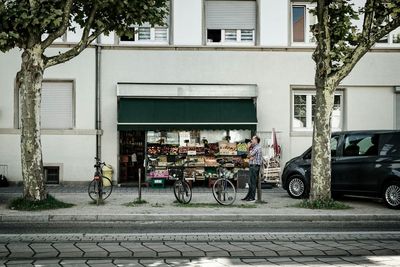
[168,158,196,204]
[212,159,236,205]
[88,157,113,205]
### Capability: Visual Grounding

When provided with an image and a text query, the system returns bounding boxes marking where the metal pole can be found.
[138,168,142,201]
[257,167,262,202]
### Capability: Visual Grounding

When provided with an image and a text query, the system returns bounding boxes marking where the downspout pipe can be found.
[95,39,102,159]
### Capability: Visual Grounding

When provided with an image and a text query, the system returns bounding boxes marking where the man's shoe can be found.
[241,197,248,201]
[247,199,256,203]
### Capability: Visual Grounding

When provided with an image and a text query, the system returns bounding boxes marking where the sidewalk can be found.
[0,186,399,224]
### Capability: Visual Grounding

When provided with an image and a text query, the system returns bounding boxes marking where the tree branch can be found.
[41,0,74,48]
[360,0,375,41]
[44,29,102,68]
[44,4,101,68]
[81,4,98,42]
[333,17,400,83]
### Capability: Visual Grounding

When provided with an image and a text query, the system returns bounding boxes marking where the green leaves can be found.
[313,0,400,74]
[0,0,169,52]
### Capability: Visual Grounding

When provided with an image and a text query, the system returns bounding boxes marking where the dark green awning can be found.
[118,98,257,131]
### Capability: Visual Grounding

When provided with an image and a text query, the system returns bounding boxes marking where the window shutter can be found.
[41,82,73,129]
[206,1,256,29]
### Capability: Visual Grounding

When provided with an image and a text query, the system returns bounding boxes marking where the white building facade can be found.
[1,0,400,184]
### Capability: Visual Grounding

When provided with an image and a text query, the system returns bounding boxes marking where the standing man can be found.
[242,135,263,202]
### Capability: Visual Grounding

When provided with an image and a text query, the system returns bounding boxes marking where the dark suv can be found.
[282,130,400,209]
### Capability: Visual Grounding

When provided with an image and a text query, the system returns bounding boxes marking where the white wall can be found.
[0,48,97,182]
[346,86,395,130]
[0,134,96,182]
[45,48,97,129]
[173,0,203,45]
[0,49,20,128]
[259,0,289,46]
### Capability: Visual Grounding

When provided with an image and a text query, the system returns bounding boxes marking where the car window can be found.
[343,134,379,157]
[379,133,400,156]
[331,136,339,157]
[303,136,338,159]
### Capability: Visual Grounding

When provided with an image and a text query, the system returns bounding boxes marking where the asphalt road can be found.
[1,219,400,235]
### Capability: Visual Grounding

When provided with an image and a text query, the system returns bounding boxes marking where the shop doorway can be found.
[119,130,146,184]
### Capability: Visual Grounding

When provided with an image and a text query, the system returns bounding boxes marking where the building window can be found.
[206,0,256,45]
[292,90,343,132]
[224,29,237,42]
[44,166,60,184]
[120,26,168,44]
[207,29,255,43]
[155,27,168,41]
[138,27,151,40]
[241,29,254,42]
[19,81,74,129]
[120,27,136,42]
[291,3,317,44]
[376,27,400,45]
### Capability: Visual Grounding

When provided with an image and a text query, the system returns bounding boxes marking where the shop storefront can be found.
[116,84,258,187]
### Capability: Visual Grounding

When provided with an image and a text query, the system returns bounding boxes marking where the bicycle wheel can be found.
[101,177,113,200]
[88,179,100,202]
[173,180,192,204]
[212,178,236,205]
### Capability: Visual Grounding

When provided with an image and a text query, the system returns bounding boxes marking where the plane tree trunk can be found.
[16,45,47,201]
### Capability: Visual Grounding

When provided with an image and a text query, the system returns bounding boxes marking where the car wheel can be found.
[383,181,400,209]
[287,175,307,199]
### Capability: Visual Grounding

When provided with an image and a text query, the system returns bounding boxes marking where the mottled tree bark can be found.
[310,1,335,201]
[310,82,335,200]
[16,45,47,201]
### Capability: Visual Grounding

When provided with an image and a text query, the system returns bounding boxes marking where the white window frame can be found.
[291,2,317,46]
[291,90,343,132]
[375,27,400,47]
[119,26,169,45]
[206,29,255,45]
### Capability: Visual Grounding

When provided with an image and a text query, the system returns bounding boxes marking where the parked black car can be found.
[282,130,400,209]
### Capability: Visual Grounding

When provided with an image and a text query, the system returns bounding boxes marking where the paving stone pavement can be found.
[0,232,400,266]
[1,238,400,260]
[2,256,400,266]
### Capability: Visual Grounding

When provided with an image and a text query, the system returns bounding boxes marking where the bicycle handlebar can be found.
[94,157,106,168]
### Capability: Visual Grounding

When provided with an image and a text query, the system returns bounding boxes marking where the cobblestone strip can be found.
[1,232,400,243]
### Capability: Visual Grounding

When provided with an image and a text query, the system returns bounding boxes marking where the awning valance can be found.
[118,98,257,131]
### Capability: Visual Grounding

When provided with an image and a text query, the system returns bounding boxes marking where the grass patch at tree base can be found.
[123,198,148,207]
[9,195,74,211]
[294,199,352,210]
